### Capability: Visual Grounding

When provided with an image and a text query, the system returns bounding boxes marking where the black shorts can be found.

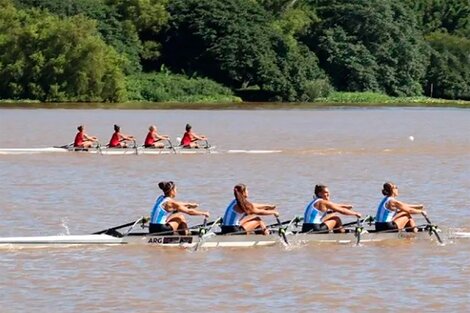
[375,222,398,231]
[220,225,244,234]
[301,223,329,233]
[149,223,173,234]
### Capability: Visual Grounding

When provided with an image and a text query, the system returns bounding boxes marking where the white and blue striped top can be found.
[222,199,246,226]
[375,197,395,223]
[303,198,326,224]
[150,195,171,224]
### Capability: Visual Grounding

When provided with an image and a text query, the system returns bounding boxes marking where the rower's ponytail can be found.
[314,184,327,198]
[234,184,254,213]
[382,182,394,196]
[159,181,175,196]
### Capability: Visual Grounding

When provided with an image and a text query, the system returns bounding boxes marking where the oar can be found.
[421,212,443,244]
[354,217,364,246]
[344,215,373,228]
[266,218,298,229]
[193,217,222,251]
[93,218,146,235]
[132,139,138,155]
[122,217,146,236]
[198,218,208,237]
[55,143,74,150]
[96,141,103,155]
[167,138,177,153]
[275,216,289,245]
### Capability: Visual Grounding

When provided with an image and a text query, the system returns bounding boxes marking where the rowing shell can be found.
[0,229,439,249]
[0,146,216,155]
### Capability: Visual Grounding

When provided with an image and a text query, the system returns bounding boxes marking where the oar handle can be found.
[421,211,431,224]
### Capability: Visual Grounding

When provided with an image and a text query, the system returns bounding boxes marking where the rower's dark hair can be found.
[314,184,327,198]
[159,181,175,196]
[185,124,192,131]
[382,182,395,196]
[114,124,120,132]
[77,125,83,131]
[234,184,254,213]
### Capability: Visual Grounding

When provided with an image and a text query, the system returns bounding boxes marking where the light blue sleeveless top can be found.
[375,197,395,223]
[303,198,326,224]
[222,199,246,226]
[150,195,171,224]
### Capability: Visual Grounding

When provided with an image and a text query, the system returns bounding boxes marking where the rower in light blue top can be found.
[374,182,427,232]
[222,199,246,226]
[150,195,171,224]
[301,184,361,233]
[220,184,279,235]
[303,198,326,224]
[375,196,395,223]
[148,181,209,235]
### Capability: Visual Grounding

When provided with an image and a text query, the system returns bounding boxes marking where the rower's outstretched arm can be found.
[394,200,424,214]
[245,205,279,216]
[170,200,209,217]
[326,201,361,218]
[192,133,207,141]
[252,203,276,210]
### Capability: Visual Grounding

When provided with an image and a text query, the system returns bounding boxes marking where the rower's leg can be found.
[177,221,189,235]
[167,214,187,235]
[393,212,413,230]
[323,214,344,233]
[241,216,264,234]
[405,218,418,233]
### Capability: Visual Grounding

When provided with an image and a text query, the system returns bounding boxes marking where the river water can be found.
[0,108,469,312]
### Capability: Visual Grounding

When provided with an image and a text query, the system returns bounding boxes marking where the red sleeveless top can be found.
[144,132,155,146]
[109,132,120,147]
[74,132,84,147]
[181,131,192,146]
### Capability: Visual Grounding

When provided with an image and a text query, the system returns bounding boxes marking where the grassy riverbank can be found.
[1,92,469,109]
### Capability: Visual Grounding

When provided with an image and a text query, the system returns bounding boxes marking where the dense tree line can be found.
[1,0,469,102]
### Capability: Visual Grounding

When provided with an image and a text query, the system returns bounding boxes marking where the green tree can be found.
[425,32,470,99]
[13,0,146,74]
[403,0,470,36]
[162,0,326,101]
[304,0,428,96]
[0,0,127,101]
[104,0,169,69]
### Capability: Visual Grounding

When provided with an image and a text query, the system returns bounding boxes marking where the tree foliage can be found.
[303,0,429,96]
[161,0,326,101]
[0,0,127,101]
[2,0,469,102]
[403,0,470,36]
[424,32,470,99]
[13,0,143,74]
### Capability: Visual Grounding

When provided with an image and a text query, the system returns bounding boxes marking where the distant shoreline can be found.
[1,93,469,109]
[1,102,469,110]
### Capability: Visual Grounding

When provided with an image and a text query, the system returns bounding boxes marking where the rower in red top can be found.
[144,125,170,148]
[74,125,98,148]
[108,124,135,148]
[180,123,208,148]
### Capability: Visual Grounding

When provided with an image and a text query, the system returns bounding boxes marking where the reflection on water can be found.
[0,108,470,312]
